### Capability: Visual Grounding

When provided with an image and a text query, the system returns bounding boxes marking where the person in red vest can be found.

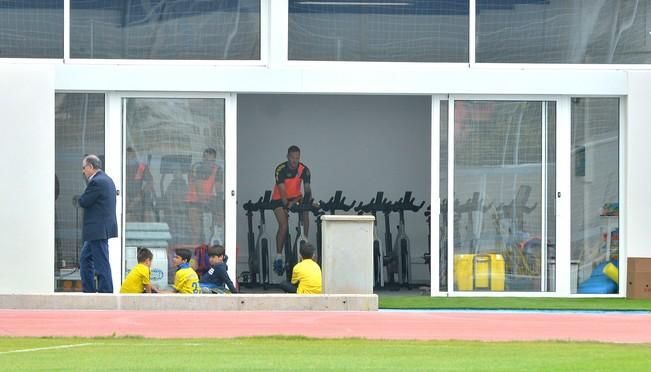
[186,148,223,246]
[125,147,154,221]
[271,145,312,275]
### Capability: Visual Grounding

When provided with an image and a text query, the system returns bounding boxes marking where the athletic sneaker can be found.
[273,258,284,276]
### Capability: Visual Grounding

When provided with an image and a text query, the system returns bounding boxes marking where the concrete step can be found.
[0,293,378,311]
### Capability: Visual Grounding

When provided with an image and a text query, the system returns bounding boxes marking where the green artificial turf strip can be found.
[1,337,650,371]
[379,296,651,311]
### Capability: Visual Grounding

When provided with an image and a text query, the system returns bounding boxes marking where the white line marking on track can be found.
[0,343,94,355]
[0,342,207,355]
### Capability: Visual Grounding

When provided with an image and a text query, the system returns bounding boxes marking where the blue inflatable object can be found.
[577,261,619,294]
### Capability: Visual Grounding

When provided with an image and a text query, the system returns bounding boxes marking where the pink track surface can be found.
[1,310,650,343]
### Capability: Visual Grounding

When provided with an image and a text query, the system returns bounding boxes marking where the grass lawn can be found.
[1,336,650,371]
[378,296,651,311]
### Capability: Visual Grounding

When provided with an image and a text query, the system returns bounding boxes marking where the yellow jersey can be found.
[291,259,322,294]
[120,263,151,294]
[174,264,200,294]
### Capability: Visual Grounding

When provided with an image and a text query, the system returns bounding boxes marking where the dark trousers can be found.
[279,281,297,293]
[80,239,113,293]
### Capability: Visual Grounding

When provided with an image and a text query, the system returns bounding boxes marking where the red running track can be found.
[1,310,650,343]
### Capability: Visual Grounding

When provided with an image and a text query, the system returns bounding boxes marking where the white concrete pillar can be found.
[321,215,375,294]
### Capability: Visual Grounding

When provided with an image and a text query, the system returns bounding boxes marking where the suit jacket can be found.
[79,170,118,241]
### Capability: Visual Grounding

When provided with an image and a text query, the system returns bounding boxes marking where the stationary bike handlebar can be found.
[355,191,389,214]
[354,198,376,214]
[243,191,273,212]
[319,190,357,214]
[288,199,321,214]
[392,191,425,213]
[242,197,262,212]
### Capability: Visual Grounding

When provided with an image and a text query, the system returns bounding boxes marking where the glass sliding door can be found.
[122,97,226,288]
[439,100,449,291]
[571,98,620,294]
[54,93,106,292]
[451,99,556,292]
[545,103,557,292]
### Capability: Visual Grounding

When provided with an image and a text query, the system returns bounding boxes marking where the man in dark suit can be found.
[77,154,118,293]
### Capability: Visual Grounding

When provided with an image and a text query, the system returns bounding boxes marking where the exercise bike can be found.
[392,191,425,289]
[317,190,357,265]
[242,190,273,288]
[355,191,387,288]
[255,191,273,288]
[242,194,263,286]
[242,197,259,285]
[379,196,397,288]
[287,198,320,281]
[424,204,431,271]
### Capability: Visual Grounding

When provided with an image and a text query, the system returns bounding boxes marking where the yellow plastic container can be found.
[454,253,505,291]
[454,254,475,291]
[473,254,505,291]
[603,262,619,284]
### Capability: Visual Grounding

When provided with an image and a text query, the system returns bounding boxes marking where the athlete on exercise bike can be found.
[270,145,312,276]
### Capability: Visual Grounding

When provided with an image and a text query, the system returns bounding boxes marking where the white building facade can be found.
[1,0,649,297]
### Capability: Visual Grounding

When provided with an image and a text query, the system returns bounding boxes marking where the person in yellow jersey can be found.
[120,248,157,293]
[172,248,200,294]
[280,243,322,294]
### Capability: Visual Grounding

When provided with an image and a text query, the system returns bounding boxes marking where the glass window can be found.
[440,100,448,291]
[545,103,556,292]
[477,0,651,64]
[124,98,225,288]
[571,98,619,294]
[453,100,555,292]
[71,0,260,60]
[0,0,63,58]
[55,93,106,292]
[289,0,469,62]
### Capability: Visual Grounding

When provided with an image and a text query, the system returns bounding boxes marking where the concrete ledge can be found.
[0,294,378,311]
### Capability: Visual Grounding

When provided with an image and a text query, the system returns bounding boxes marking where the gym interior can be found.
[39,92,628,296]
[236,94,432,291]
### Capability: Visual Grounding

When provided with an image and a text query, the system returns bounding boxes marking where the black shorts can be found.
[269,197,301,210]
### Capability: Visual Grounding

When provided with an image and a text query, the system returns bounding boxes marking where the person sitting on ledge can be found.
[280,243,322,294]
[120,248,158,294]
[199,245,238,294]
[172,248,200,294]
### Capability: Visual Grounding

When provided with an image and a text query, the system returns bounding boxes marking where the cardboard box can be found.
[627,272,651,299]
[627,258,651,299]
[628,258,651,273]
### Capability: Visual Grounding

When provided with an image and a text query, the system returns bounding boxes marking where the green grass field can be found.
[0,337,650,371]
[378,296,651,311]
[2,297,650,370]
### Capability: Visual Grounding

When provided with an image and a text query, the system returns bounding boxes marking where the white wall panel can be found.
[626,72,651,258]
[0,65,55,293]
[53,64,627,96]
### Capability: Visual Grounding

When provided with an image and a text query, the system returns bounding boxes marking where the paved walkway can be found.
[1,310,651,343]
